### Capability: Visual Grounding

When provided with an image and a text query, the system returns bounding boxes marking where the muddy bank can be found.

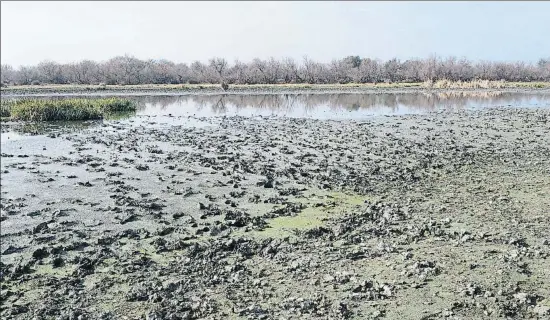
[2,85,550,97]
[1,107,550,319]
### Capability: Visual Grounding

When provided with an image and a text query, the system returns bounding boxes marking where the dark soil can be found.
[1,106,549,319]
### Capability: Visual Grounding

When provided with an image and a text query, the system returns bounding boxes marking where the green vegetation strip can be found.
[0,98,135,121]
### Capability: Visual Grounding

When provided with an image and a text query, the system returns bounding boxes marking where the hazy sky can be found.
[2,1,549,67]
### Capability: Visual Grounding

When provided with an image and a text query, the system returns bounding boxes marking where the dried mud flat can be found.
[1,107,550,319]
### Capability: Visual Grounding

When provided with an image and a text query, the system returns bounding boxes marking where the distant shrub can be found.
[31,80,41,85]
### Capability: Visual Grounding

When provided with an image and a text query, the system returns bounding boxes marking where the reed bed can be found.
[422,79,550,89]
[1,98,135,121]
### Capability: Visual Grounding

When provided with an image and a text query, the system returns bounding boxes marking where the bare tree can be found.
[190,61,208,83]
[1,64,15,84]
[538,58,550,81]
[328,60,348,84]
[250,58,268,84]
[209,57,228,83]
[282,57,302,83]
[301,55,317,84]
[37,60,65,84]
[266,57,282,83]
[174,63,190,84]
[105,55,148,85]
[400,59,422,82]
[421,54,438,81]
[352,58,380,83]
[229,59,251,84]
[67,60,99,84]
[455,58,474,81]
[144,59,178,84]
[383,58,402,82]
[475,61,493,80]
[16,66,40,85]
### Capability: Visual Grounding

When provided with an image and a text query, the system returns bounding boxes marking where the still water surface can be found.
[131,92,550,119]
[2,92,549,143]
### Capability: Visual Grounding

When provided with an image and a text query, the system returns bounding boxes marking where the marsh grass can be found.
[422,79,550,89]
[1,102,11,117]
[1,98,135,121]
[424,79,507,89]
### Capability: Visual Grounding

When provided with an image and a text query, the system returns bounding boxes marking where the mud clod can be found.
[1,106,550,319]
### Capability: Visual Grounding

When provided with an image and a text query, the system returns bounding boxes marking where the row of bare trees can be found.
[2,55,549,85]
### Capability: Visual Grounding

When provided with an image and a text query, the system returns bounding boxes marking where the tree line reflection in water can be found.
[132,91,549,115]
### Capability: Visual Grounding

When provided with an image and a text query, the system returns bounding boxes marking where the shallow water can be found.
[1,92,549,141]
[131,91,550,119]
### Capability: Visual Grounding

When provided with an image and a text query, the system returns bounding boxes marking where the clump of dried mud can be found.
[1,107,549,319]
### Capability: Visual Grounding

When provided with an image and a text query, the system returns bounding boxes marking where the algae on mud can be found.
[1,105,550,319]
[241,191,371,239]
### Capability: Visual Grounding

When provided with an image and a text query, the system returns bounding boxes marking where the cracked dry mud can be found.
[1,107,550,319]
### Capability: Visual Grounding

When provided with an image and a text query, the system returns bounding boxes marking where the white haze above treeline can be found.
[2,2,550,67]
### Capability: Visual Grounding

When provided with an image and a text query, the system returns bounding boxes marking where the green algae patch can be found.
[33,263,74,277]
[260,206,327,238]
[270,207,326,230]
[93,298,152,318]
[294,190,373,207]
[330,192,371,206]
[240,190,371,239]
